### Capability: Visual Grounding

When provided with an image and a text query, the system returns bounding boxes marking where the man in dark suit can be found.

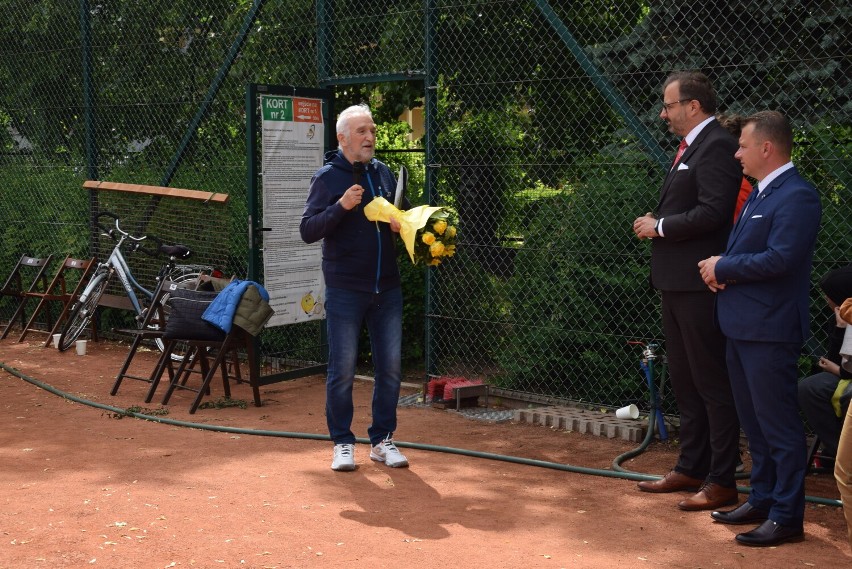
[699,110,822,546]
[632,71,742,511]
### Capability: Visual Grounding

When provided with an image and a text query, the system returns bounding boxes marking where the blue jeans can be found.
[325,285,402,446]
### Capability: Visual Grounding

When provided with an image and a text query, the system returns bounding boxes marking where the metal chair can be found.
[806,435,834,472]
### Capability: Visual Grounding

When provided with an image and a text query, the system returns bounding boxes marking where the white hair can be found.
[336,104,373,140]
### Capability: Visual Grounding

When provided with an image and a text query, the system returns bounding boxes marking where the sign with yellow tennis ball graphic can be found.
[300,293,315,314]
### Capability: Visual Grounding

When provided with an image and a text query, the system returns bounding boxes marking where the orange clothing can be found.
[733,177,752,222]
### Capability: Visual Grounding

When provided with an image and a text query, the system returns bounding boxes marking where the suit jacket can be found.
[715,167,822,343]
[650,120,742,291]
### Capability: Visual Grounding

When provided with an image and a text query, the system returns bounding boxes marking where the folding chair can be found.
[140,336,244,400]
[155,324,260,414]
[17,256,96,345]
[0,254,53,340]
[110,278,188,396]
[805,435,835,472]
[145,335,223,406]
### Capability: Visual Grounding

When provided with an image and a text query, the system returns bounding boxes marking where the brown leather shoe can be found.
[678,482,739,511]
[637,470,703,493]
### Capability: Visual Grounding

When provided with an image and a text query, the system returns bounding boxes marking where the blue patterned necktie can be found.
[738,188,760,222]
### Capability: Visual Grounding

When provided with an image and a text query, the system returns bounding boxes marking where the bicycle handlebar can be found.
[135,234,165,257]
[96,211,120,223]
[95,211,191,259]
[96,211,144,242]
[96,211,120,239]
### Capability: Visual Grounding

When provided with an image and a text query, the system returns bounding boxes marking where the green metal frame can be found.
[245,83,334,384]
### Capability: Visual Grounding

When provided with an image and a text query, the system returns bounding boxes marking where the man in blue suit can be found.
[698,110,822,546]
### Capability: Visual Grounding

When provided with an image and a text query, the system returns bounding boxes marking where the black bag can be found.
[163,288,226,341]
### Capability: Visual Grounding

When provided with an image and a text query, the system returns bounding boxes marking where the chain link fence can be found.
[0,1,849,416]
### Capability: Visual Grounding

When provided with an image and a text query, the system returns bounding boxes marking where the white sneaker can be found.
[331,443,356,471]
[370,436,409,468]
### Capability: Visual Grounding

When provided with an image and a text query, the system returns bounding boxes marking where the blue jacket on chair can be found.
[202,279,270,334]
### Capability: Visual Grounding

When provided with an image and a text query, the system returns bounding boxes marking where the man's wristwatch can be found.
[653,218,661,237]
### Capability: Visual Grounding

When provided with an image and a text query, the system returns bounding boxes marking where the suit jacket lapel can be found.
[730,188,759,240]
[678,120,715,165]
[727,167,798,246]
[657,122,716,207]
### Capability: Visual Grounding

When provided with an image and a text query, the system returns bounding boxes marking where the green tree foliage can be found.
[497,148,660,401]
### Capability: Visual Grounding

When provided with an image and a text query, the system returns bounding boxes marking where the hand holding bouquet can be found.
[363,197,458,266]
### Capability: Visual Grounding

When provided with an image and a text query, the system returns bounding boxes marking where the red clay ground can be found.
[0,338,850,569]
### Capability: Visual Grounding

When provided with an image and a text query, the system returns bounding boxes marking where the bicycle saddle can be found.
[160,244,192,259]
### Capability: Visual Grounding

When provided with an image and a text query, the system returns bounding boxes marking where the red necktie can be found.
[672,139,688,168]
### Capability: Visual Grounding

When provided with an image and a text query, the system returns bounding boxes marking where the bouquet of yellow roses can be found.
[363,197,458,266]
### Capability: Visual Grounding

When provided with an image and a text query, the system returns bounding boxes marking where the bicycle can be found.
[57,211,211,355]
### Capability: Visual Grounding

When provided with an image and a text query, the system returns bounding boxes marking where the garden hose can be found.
[0,361,841,508]
[611,354,662,474]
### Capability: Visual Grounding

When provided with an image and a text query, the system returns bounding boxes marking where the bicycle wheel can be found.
[149,271,206,361]
[58,271,110,351]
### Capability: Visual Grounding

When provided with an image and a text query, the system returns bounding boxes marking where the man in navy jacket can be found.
[300,104,409,472]
[699,111,822,546]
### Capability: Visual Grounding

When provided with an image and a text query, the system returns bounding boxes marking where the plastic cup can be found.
[616,404,639,420]
[52,334,61,349]
[75,340,87,356]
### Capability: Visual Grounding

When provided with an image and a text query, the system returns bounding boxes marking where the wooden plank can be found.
[97,293,135,311]
[83,180,229,204]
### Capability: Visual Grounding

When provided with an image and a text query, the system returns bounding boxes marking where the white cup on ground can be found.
[616,404,639,420]
[75,340,87,356]
[52,334,61,349]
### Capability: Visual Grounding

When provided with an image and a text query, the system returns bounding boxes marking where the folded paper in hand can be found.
[840,325,852,373]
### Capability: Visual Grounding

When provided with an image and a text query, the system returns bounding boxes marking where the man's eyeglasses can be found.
[662,99,693,112]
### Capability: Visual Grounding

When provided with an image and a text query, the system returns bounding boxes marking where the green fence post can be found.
[79,0,99,255]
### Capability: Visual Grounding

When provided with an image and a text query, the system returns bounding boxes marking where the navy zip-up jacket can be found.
[300,149,405,293]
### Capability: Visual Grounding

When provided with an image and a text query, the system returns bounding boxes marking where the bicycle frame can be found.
[79,234,152,316]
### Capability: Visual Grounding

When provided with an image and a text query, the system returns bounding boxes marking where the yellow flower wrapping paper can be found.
[363,197,455,265]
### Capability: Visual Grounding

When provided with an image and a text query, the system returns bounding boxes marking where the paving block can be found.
[514,406,646,443]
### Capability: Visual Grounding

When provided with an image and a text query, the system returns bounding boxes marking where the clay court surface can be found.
[0,339,850,568]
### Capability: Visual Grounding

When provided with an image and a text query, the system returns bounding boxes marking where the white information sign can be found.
[260,95,326,325]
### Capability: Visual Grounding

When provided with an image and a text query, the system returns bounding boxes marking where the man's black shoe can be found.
[711,502,770,525]
[735,520,804,547]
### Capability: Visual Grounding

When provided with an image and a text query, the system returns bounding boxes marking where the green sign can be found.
[261,96,293,121]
